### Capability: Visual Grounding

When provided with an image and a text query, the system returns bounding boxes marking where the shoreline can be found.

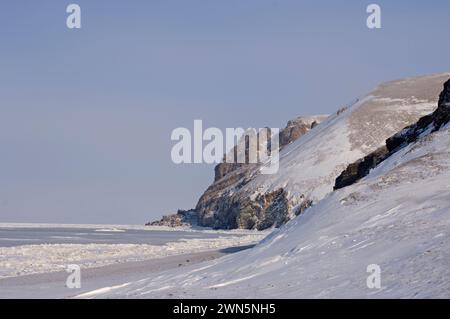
[0,245,254,299]
[0,225,267,278]
[0,222,265,235]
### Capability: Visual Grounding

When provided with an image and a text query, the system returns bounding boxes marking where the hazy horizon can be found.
[1,0,450,224]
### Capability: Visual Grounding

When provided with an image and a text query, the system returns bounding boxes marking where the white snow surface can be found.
[80,126,450,299]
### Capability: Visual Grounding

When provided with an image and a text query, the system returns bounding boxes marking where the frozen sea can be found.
[0,226,247,247]
[0,224,265,298]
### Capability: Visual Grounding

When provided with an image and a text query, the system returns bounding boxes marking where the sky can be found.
[1,0,450,224]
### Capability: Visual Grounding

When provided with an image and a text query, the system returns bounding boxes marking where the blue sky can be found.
[1,0,450,224]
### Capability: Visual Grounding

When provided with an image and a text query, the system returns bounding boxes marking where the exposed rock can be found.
[146,209,198,227]
[213,117,325,182]
[279,117,315,148]
[214,163,245,183]
[197,188,292,230]
[336,106,349,116]
[334,145,389,190]
[335,78,450,190]
[194,116,327,230]
[212,128,264,183]
[292,197,314,216]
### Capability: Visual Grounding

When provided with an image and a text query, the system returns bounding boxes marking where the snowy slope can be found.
[79,125,450,299]
[247,73,450,203]
[194,73,450,229]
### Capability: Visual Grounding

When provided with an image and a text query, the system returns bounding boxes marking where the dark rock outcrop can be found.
[334,145,389,190]
[201,188,291,230]
[335,79,450,190]
[146,209,198,227]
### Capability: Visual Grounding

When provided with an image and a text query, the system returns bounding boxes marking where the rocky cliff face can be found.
[213,116,326,183]
[149,116,326,229]
[335,78,450,190]
[195,115,326,229]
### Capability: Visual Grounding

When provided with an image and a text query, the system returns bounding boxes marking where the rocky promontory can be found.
[148,73,450,230]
